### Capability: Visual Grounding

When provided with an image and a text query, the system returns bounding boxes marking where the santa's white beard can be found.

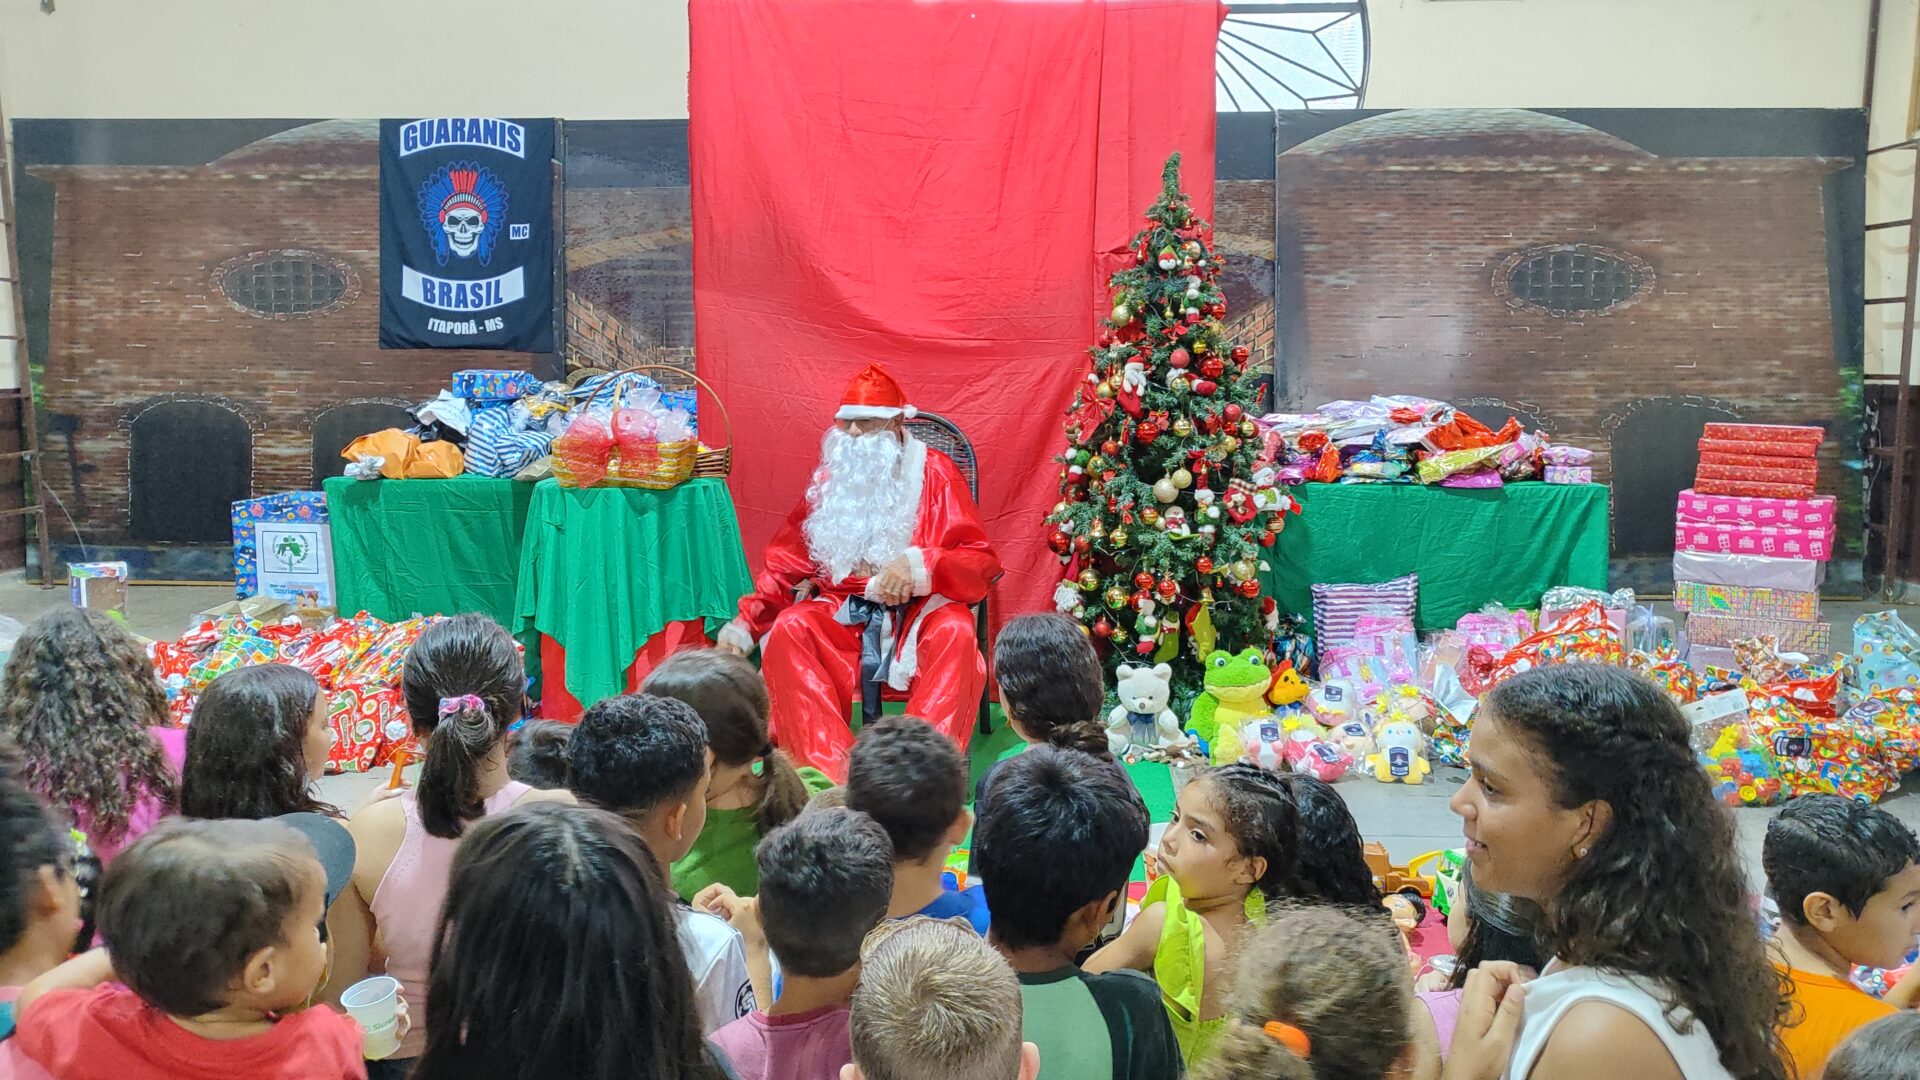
[804,428,918,584]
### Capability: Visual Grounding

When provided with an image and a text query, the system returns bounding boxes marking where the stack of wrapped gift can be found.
[1672,426,1832,659]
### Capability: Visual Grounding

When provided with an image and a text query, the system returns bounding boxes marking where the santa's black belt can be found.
[844,596,907,722]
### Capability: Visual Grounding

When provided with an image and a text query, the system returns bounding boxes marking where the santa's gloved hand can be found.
[716,619,756,657]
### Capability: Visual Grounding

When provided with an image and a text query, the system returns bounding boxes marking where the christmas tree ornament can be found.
[1195,556,1214,575]
[1230,345,1250,363]
[1184,309,1202,324]
[1095,382,1115,400]
[1157,246,1179,270]
[1052,500,1069,516]
[1182,240,1203,257]
[1135,640,1156,657]
[1133,570,1155,591]
[1240,420,1258,438]
[1192,379,1218,397]
[1208,302,1226,318]
[1172,468,1193,489]
[1237,578,1261,598]
[1072,604,1088,621]
[1169,347,1191,369]
[1168,372,1191,393]
[1105,586,1128,610]
[1153,478,1178,503]
[1157,577,1179,600]
[1224,404,1244,424]
[1133,590,1153,611]
[1199,357,1225,379]
[1110,627,1129,645]
[1221,436,1240,453]
[1230,559,1258,582]
[1077,569,1101,591]
[1110,526,1129,547]
[1101,439,1120,457]
[1172,417,1194,438]
[1137,421,1161,444]
[1192,340,1208,355]
[1110,303,1132,326]
[1260,528,1277,548]
[1092,618,1113,640]
[1141,507,1161,526]
[1048,529,1070,553]
[1073,536,1091,555]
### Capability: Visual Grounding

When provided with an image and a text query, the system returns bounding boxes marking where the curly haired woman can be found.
[0,609,181,863]
[1448,664,1788,1080]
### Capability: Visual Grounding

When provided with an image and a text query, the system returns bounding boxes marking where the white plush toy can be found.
[1121,360,1150,397]
[1193,488,1219,537]
[1053,580,1080,613]
[1367,719,1431,785]
[1107,662,1184,756]
[1161,507,1192,538]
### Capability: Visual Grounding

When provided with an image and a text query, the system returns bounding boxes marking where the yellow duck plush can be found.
[1367,719,1431,785]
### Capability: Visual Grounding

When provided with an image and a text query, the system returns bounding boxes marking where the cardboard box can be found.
[69,562,129,617]
[1675,520,1834,562]
[1672,581,1820,622]
[1675,490,1835,530]
[232,492,335,606]
[1543,465,1593,484]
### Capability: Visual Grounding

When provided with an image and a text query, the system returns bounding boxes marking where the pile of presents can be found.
[1254,395,1595,488]
[148,605,447,773]
[1672,423,1834,664]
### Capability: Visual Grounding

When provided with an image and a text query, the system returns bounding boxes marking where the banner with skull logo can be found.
[379,117,556,351]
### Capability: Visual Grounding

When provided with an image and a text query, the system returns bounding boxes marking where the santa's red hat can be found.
[835,363,918,421]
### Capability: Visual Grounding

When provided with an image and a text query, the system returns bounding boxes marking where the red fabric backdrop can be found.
[690,0,1222,636]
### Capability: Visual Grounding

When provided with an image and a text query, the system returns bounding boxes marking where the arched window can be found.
[129,401,252,542]
[311,402,414,486]
[217,250,356,318]
[1496,244,1653,317]
[1218,1,1367,111]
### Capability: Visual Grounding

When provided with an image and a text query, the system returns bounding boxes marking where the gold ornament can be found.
[1153,478,1179,503]
[1095,382,1115,400]
[1231,559,1258,582]
[1172,468,1193,489]
[1221,436,1240,453]
[1110,303,1132,325]
[1240,420,1258,438]
[1142,507,1161,526]
[1110,527,1130,547]
[1110,627,1129,645]
[1193,341,1208,355]
[1105,586,1128,610]
[1172,417,1194,438]
[1052,501,1069,516]
[1077,570,1101,591]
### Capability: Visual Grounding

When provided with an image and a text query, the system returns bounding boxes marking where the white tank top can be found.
[1505,964,1734,1080]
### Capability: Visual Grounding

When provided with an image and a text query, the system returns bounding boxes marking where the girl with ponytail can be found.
[640,648,832,900]
[339,615,572,1077]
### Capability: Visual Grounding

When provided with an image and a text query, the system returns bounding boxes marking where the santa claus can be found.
[717,364,1001,782]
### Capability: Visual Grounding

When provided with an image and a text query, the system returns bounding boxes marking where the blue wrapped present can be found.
[452,369,542,403]
[232,492,334,605]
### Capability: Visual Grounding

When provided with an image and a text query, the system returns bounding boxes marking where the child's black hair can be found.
[755,807,894,978]
[846,716,967,864]
[1764,793,1920,925]
[413,802,725,1080]
[567,695,709,817]
[401,615,525,839]
[97,817,321,1016]
[1446,858,1545,991]
[1202,764,1302,905]
[1274,773,1381,909]
[991,614,1109,760]
[0,758,70,955]
[506,720,574,790]
[1824,1012,1920,1080]
[975,745,1148,950]
[181,663,339,821]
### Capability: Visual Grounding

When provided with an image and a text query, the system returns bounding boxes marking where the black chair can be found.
[902,411,997,735]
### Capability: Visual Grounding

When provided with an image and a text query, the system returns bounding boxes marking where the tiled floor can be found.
[7,572,1920,890]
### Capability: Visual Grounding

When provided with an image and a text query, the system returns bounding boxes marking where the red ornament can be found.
[1224,404,1244,424]
[1237,578,1261,598]
[1260,529,1277,548]
[1074,537,1092,555]
[1134,571,1155,590]
[1137,421,1161,444]
[1101,439,1121,457]
[1157,577,1179,600]
[1169,347,1191,369]
[1230,345,1250,363]
[1192,379,1218,397]
[1199,357,1225,379]
[1132,589,1152,609]
[1195,556,1214,575]
[1208,302,1227,318]
[1092,618,1114,640]
[1100,469,1117,483]
[1185,311,1203,324]
[1135,641,1156,656]
[1049,529,1071,553]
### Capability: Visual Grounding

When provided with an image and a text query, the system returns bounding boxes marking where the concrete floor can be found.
[6,572,1920,889]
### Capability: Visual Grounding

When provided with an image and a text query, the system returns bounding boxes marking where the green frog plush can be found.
[1189,648,1272,765]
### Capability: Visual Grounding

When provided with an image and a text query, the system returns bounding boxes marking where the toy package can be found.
[1311,574,1417,649]
[1699,718,1786,807]
[1689,614,1831,655]
[1752,696,1897,804]
[1853,610,1920,696]
[1672,550,1825,593]
[1487,601,1624,686]
[1630,648,1700,706]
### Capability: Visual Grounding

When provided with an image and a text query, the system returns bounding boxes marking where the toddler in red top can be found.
[13,817,369,1080]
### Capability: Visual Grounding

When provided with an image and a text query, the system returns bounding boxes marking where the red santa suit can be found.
[720,367,1000,782]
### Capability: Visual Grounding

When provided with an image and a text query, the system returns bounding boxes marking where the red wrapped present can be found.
[1696,461,1818,485]
[336,616,441,688]
[1696,437,1819,461]
[1692,477,1819,499]
[1488,601,1624,687]
[327,685,411,774]
[1701,423,1824,448]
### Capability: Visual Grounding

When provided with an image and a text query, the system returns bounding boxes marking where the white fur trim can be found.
[906,547,932,596]
[835,404,905,420]
[888,596,951,690]
[717,619,757,657]
[898,435,928,532]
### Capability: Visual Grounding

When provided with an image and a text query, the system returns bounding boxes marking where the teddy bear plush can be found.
[1106,662,1184,756]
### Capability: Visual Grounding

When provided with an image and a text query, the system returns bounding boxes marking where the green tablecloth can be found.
[1263,482,1610,633]
[324,476,535,629]
[514,478,753,707]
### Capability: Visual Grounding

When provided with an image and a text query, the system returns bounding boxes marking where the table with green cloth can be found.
[1262,482,1611,633]
[514,478,753,713]
[324,476,535,628]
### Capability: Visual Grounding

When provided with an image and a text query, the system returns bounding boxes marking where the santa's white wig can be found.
[804,427,923,584]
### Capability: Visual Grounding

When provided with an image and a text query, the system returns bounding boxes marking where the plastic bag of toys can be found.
[1487,601,1623,686]
[1699,718,1786,807]
[1752,696,1897,804]
[1629,648,1700,706]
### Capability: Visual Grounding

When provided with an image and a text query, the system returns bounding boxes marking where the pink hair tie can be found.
[438,694,486,719]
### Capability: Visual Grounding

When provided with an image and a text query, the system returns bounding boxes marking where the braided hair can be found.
[1202,764,1303,906]
[1484,665,1790,1080]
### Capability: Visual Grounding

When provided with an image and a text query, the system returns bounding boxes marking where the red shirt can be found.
[15,986,366,1080]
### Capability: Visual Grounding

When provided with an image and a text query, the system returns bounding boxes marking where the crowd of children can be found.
[0,605,1913,1078]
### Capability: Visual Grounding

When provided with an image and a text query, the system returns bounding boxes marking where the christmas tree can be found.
[1046,153,1297,701]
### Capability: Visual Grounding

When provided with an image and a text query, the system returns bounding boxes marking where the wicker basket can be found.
[552,364,732,489]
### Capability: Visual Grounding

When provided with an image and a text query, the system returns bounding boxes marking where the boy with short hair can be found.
[709,807,894,1080]
[505,719,574,789]
[845,716,986,932]
[842,918,1040,1080]
[12,817,367,1079]
[1764,793,1920,1077]
[975,745,1181,1080]
[568,693,756,1034]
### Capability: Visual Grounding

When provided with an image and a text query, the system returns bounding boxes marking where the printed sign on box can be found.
[232,492,335,606]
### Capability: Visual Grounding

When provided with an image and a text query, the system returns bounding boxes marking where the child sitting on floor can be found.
[1764,793,1920,1077]
[843,918,1039,1080]
[568,693,756,1035]
[643,649,833,901]
[845,716,987,934]
[13,817,373,1079]
[709,807,894,1080]
[504,719,573,789]
[0,760,81,1072]
[1273,774,1383,910]
[1088,763,1302,1067]
[1191,904,1437,1080]
[976,745,1180,1080]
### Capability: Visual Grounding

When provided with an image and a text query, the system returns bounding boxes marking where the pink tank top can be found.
[370,781,532,1059]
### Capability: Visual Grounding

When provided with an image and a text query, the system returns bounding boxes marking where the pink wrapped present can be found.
[1675,490,1835,531]
[1543,465,1592,484]
[1675,521,1834,562]
[1672,581,1820,622]
[1686,613,1832,654]
[1701,423,1824,447]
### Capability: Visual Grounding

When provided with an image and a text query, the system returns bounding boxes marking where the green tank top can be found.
[1145,874,1266,1067]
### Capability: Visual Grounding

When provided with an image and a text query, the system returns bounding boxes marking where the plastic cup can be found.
[341,975,403,1060]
